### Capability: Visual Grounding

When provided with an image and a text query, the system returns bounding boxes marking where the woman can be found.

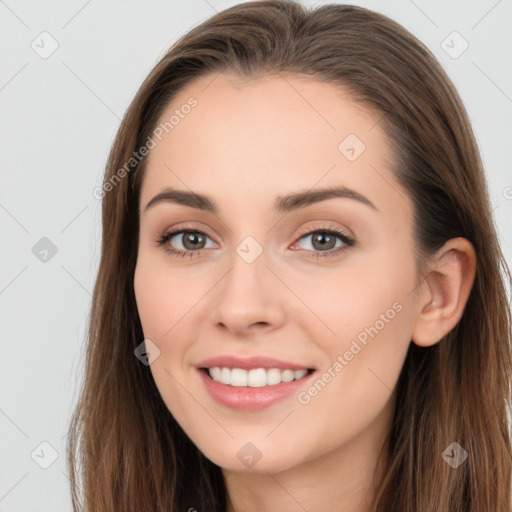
[67,1,512,510]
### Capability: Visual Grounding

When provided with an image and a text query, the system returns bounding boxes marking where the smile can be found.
[206,367,311,387]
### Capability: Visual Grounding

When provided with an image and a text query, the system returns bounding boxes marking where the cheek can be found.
[300,251,415,392]
[133,252,206,340]
[134,261,170,339]
[301,251,414,340]
[290,263,413,452]
[133,256,203,423]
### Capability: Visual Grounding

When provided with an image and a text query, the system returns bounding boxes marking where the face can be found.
[134,72,420,474]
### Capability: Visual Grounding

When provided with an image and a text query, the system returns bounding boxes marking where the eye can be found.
[291,226,355,258]
[156,224,355,259]
[156,228,217,258]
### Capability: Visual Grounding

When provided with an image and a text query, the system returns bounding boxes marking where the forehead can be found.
[139,71,407,217]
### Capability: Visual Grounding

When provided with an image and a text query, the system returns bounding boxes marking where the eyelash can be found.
[156,224,356,259]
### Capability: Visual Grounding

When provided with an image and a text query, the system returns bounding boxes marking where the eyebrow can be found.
[143,185,378,214]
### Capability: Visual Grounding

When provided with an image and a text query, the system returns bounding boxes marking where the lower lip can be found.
[198,369,315,411]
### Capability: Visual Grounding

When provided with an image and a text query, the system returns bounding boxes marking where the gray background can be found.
[1,0,511,510]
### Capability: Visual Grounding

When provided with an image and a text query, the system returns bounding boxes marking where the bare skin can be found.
[133,72,476,512]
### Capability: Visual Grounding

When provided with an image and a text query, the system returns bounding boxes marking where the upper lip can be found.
[196,355,314,371]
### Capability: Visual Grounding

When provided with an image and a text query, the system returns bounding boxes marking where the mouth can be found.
[200,367,315,387]
[197,366,316,411]
[195,355,317,410]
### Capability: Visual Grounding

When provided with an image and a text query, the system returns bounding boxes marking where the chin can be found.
[198,439,305,474]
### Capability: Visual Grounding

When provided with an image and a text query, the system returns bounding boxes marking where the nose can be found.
[210,247,286,337]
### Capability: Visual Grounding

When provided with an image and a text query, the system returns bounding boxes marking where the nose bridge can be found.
[211,235,285,332]
[222,238,270,306]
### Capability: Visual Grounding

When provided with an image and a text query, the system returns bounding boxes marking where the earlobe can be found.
[411,237,477,348]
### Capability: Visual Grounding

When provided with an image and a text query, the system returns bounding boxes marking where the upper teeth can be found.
[208,367,309,387]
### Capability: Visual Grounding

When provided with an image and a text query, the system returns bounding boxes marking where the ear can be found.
[411,237,476,347]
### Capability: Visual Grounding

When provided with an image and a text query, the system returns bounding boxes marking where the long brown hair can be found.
[67,1,512,510]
